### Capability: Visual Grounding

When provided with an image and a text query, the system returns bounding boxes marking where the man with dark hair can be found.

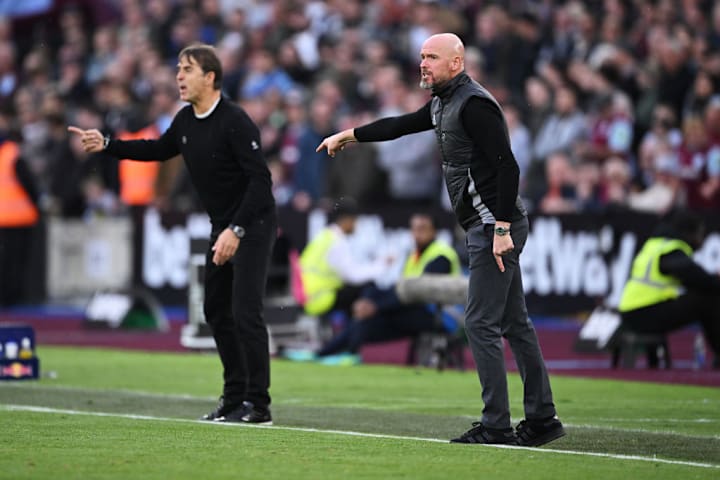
[619,209,720,368]
[69,43,277,424]
[317,33,564,446]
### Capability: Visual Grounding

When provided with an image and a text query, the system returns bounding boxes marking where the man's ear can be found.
[205,71,215,87]
[452,56,462,71]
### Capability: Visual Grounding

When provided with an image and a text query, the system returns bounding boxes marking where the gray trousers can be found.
[465,217,556,429]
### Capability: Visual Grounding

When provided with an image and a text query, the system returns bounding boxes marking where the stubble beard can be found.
[419,70,432,89]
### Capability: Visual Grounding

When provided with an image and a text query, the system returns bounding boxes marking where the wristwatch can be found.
[494,226,510,236]
[103,135,110,150]
[229,224,246,239]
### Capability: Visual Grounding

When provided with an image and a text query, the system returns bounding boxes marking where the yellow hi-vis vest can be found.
[618,237,693,312]
[0,141,39,227]
[299,228,344,315]
[402,240,461,279]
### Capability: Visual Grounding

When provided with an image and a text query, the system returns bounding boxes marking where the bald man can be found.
[317,33,565,447]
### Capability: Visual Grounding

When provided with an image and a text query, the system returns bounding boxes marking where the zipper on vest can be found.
[437,102,448,163]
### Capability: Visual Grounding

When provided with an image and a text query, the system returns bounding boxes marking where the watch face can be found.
[231,225,245,238]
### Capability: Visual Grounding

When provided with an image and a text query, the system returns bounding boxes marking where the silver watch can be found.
[229,224,245,239]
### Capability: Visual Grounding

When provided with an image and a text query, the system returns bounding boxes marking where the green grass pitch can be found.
[1,346,718,479]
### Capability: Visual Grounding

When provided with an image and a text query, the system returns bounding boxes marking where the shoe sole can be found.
[449,439,517,445]
[518,427,566,447]
[243,420,273,426]
[212,417,273,426]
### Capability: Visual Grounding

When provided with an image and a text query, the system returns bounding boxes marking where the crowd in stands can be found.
[2,0,720,221]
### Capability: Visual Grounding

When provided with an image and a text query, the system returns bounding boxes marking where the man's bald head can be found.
[425,33,465,59]
[419,33,466,89]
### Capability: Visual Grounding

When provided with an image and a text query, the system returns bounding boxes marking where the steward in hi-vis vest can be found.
[118,124,161,206]
[0,136,40,306]
[298,197,386,317]
[618,237,693,312]
[0,141,39,227]
[618,210,720,368]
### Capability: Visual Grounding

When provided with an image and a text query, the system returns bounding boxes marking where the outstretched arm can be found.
[68,126,105,153]
[69,122,179,161]
[315,128,357,157]
[316,101,433,157]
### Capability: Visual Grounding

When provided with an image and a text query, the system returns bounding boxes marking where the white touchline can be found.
[4,384,717,435]
[2,404,719,470]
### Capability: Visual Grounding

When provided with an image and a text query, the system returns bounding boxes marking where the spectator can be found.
[575,160,603,213]
[599,155,631,209]
[683,69,716,118]
[471,5,509,87]
[503,102,531,191]
[538,151,578,214]
[628,149,683,214]
[697,98,720,211]
[504,12,542,99]
[523,75,553,138]
[326,111,386,206]
[656,36,695,122]
[576,92,634,163]
[0,40,17,108]
[677,114,711,211]
[86,25,118,87]
[240,47,296,100]
[373,68,440,206]
[532,84,588,163]
[637,103,682,186]
[292,96,336,210]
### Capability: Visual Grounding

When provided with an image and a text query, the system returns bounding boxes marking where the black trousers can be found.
[621,291,720,356]
[203,210,277,409]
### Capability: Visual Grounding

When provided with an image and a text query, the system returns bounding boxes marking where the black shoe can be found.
[450,422,518,444]
[200,396,242,421]
[215,401,273,425]
[515,416,566,447]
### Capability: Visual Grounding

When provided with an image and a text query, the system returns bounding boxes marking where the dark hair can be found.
[179,44,223,90]
[328,196,358,223]
[411,212,438,230]
[656,208,705,246]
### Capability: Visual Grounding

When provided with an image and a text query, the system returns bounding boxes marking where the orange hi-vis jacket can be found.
[0,141,38,227]
[118,124,161,206]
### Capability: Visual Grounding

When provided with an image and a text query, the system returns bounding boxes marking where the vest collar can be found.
[431,72,470,100]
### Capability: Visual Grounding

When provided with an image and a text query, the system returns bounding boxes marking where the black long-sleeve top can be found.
[105,97,274,231]
[355,96,520,222]
[659,250,720,293]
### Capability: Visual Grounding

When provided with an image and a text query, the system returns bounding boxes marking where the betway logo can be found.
[521,217,636,307]
[142,209,210,289]
[521,217,720,307]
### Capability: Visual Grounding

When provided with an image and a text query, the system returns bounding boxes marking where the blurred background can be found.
[0,0,718,378]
